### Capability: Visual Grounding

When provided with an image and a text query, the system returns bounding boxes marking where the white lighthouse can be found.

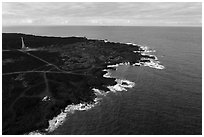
[21,37,25,49]
[21,37,29,50]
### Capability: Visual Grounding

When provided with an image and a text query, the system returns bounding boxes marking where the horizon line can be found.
[2,25,202,27]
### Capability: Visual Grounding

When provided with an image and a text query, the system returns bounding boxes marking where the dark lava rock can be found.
[2,33,154,134]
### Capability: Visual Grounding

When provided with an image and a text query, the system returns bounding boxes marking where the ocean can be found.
[3,26,202,135]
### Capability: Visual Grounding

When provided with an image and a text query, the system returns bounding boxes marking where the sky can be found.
[2,2,202,26]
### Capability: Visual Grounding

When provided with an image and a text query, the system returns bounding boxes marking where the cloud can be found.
[2,2,202,26]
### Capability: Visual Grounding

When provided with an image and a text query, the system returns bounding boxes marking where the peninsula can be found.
[2,33,158,134]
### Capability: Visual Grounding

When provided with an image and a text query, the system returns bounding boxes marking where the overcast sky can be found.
[2,2,202,26]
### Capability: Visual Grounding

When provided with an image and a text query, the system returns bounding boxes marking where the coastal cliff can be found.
[2,33,155,134]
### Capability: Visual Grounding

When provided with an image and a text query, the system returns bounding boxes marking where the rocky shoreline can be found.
[2,33,164,135]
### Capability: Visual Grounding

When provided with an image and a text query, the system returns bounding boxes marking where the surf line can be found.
[128,43,165,70]
[47,68,135,133]
[28,42,162,135]
[27,69,135,135]
[27,65,136,135]
[105,40,164,70]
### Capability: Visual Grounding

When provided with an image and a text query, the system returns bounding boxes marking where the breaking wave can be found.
[45,99,100,133]
[127,43,165,69]
[27,98,100,135]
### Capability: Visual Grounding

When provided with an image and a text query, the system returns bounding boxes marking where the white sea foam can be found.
[140,45,156,53]
[106,53,164,70]
[133,45,165,69]
[27,131,45,135]
[126,42,137,46]
[28,96,101,134]
[106,42,162,70]
[107,84,127,92]
[140,45,149,51]
[127,43,162,70]
[133,50,142,53]
[116,79,135,88]
[107,64,119,68]
[144,49,156,53]
[107,62,130,69]
[132,63,141,66]
[103,69,135,93]
[142,59,165,70]
[45,98,99,133]
[93,88,108,96]
[103,69,112,78]
[107,79,135,93]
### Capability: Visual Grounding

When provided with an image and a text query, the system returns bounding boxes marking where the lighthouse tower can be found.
[21,37,26,49]
[21,37,29,50]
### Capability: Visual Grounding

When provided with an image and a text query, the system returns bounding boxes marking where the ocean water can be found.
[3,26,202,135]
